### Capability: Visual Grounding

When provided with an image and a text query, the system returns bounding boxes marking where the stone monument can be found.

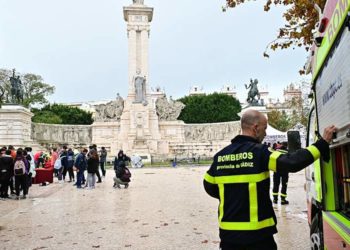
[0,104,33,146]
[118,0,161,160]
[92,0,161,161]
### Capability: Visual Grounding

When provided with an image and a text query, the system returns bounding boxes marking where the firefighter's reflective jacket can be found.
[203,135,329,245]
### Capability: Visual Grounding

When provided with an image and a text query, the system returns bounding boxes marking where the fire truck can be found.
[304,0,350,248]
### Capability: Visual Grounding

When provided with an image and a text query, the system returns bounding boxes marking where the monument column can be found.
[127,28,137,97]
[123,0,153,100]
[118,0,160,161]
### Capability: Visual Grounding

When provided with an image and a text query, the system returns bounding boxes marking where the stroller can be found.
[130,155,144,168]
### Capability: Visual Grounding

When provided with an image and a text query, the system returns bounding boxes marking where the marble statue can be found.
[133,70,146,103]
[94,94,124,121]
[155,96,185,121]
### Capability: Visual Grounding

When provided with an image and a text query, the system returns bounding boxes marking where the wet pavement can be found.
[0,167,310,249]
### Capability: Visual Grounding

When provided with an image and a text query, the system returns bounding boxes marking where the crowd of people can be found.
[0,146,35,199]
[0,144,132,200]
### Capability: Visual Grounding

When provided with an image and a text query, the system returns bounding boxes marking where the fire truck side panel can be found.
[323,212,350,249]
[315,24,350,139]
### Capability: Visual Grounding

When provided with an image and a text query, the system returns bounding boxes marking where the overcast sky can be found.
[0,0,309,104]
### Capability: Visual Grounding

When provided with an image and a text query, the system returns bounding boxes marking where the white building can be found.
[220,84,237,98]
[267,83,302,115]
[189,86,205,96]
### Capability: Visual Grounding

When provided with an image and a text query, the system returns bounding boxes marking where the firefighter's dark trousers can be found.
[272,172,289,200]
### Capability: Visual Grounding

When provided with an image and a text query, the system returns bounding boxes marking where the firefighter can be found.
[204,109,336,249]
[272,141,289,205]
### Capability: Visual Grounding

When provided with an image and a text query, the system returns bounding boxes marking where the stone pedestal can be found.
[239,105,269,118]
[118,97,161,162]
[0,105,33,146]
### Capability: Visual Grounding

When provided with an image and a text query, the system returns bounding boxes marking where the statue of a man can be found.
[10,69,17,90]
[245,78,260,105]
[116,93,122,101]
[9,69,23,104]
[134,70,146,103]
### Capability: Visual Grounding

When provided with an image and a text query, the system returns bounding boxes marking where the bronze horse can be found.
[245,79,260,104]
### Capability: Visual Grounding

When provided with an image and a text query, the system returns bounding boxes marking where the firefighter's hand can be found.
[323,125,337,144]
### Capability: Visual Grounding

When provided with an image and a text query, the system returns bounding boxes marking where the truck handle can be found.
[332,128,350,144]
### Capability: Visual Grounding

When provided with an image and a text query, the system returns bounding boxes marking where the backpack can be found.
[121,167,131,182]
[14,159,26,176]
[67,154,74,162]
[74,153,86,170]
[0,158,8,175]
[54,157,62,169]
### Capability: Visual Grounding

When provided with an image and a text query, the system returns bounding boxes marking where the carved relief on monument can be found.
[136,113,144,127]
[6,122,13,134]
[183,122,241,142]
[94,94,124,122]
[155,96,185,121]
[135,112,144,139]
[64,128,80,143]
[32,123,91,145]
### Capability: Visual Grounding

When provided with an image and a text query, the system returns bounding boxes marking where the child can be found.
[87,149,99,189]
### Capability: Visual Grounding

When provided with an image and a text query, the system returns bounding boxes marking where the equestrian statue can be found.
[245,78,260,105]
[9,69,24,104]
